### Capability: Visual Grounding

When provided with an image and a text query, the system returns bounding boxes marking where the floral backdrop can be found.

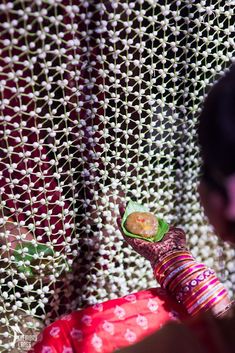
[0,0,234,351]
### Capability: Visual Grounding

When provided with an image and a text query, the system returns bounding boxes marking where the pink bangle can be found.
[196,289,228,315]
[155,250,193,275]
[184,277,220,306]
[154,252,229,317]
[176,269,217,301]
[156,261,194,287]
[154,250,195,286]
[163,261,196,288]
[169,264,207,292]
[161,254,194,273]
[188,285,227,316]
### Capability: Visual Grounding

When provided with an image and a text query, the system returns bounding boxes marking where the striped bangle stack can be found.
[154,250,228,317]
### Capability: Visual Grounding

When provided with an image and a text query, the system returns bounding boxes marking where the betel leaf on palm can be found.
[121,200,169,242]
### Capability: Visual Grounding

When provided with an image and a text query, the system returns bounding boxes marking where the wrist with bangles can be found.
[154,250,230,317]
[120,211,231,318]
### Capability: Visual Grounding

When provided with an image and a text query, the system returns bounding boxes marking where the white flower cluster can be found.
[0,0,235,351]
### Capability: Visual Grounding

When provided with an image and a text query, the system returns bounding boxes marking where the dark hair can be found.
[199,65,235,185]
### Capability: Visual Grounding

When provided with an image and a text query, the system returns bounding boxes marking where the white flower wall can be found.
[0,0,235,351]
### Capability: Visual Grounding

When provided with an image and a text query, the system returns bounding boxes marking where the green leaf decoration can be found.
[13,242,70,276]
[14,242,54,262]
[13,242,54,276]
[18,265,34,276]
[121,200,169,242]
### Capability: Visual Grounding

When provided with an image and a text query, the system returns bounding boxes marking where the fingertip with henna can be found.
[119,205,126,217]
[117,217,122,229]
[116,217,131,244]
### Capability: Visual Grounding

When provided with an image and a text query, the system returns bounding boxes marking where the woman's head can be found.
[198,65,235,243]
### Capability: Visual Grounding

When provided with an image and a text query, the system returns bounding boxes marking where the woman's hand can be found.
[117,206,187,269]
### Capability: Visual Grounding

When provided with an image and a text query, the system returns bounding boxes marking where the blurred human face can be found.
[199,179,235,245]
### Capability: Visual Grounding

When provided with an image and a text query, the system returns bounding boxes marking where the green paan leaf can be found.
[13,242,71,276]
[14,242,54,263]
[14,242,54,276]
[121,200,169,242]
